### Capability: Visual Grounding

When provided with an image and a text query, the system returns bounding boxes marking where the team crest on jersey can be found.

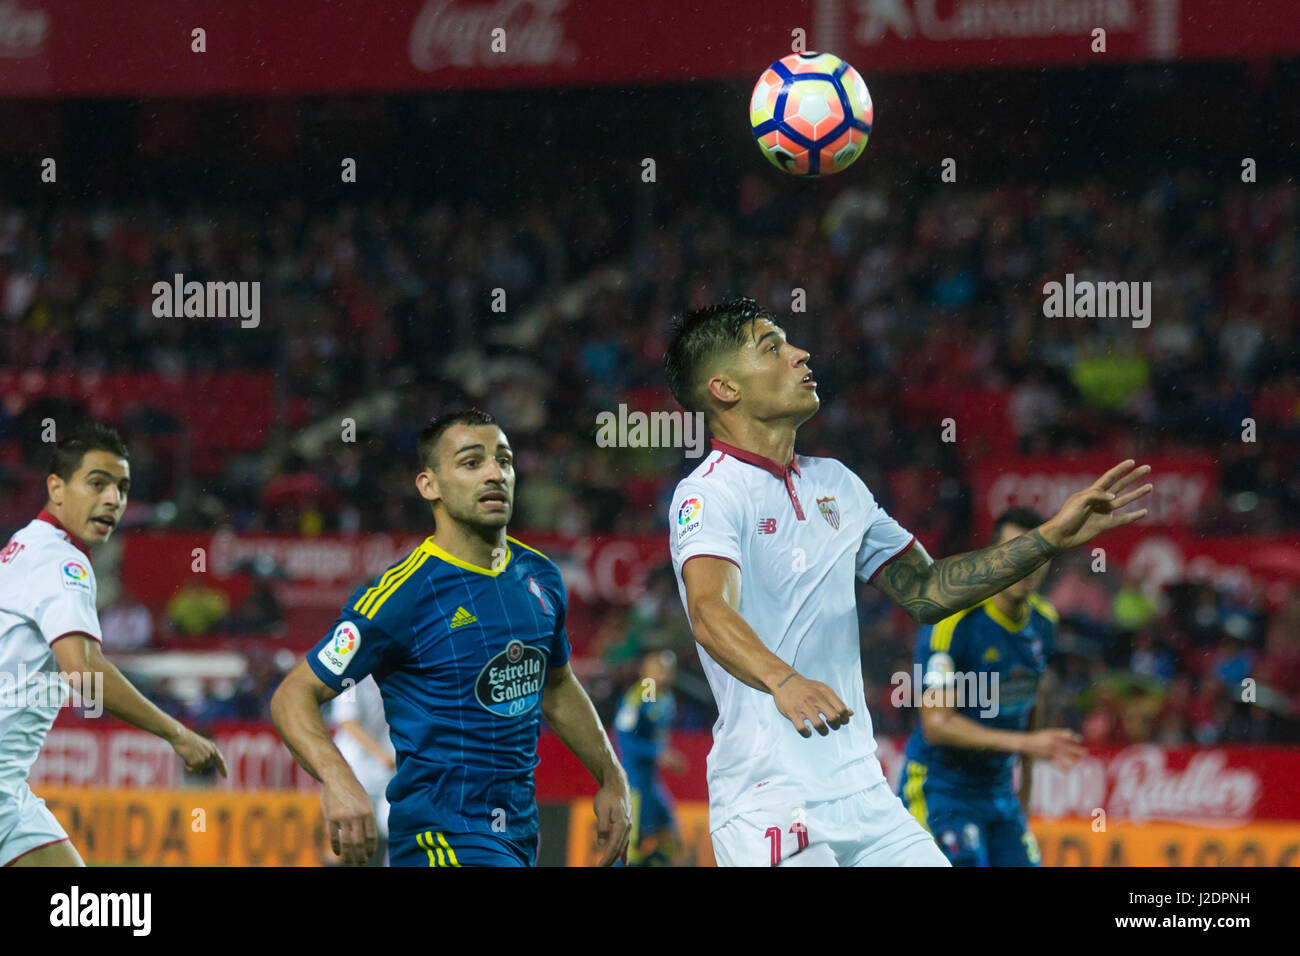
[475,639,548,718]
[318,621,361,675]
[816,496,840,530]
[61,560,91,592]
[677,496,703,543]
[528,576,548,613]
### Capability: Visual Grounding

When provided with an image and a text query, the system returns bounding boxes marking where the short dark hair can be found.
[664,296,775,414]
[47,422,130,482]
[990,506,1046,544]
[417,408,498,471]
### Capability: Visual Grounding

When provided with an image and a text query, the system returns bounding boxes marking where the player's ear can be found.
[414,468,442,505]
[705,374,739,408]
[45,472,65,504]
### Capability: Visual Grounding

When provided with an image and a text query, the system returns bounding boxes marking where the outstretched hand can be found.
[1040,460,1153,552]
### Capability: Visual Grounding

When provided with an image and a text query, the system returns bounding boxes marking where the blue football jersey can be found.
[306,535,571,845]
[902,594,1056,795]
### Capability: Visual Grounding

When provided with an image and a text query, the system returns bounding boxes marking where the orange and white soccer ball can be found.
[749,51,873,177]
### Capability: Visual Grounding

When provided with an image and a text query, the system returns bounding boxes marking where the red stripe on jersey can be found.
[709,439,801,479]
[35,510,94,562]
[3,837,70,867]
[866,535,917,584]
[702,452,726,477]
[49,630,103,646]
[680,553,741,572]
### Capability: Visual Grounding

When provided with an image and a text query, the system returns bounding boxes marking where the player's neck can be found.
[430,522,508,572]
[38,505,95,552]
[990,590,1029,624]
[710,418,797,469]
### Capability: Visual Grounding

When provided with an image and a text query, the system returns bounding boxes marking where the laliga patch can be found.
[676,496,704,544]
[318,621,361,675]
[60,560,91,592]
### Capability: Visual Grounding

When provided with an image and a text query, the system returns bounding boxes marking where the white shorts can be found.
[0,782,69,866]
[711,780,950,867]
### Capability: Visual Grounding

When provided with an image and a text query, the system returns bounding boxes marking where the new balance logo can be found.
[450,607,477,629]
[757,518,777,534]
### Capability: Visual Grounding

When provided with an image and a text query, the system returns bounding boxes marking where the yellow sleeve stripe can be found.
[355,551,430,620]
[1029,593,1059,624]
[506,535,549,561]
[363,552,430,619]
[354,547,424,617]
[929,604,979,653]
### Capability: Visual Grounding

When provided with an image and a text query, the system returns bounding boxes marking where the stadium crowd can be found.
[2,87,1298,746]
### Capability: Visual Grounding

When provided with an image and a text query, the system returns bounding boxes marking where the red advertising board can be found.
[970,453,1219,537]
[1090,526,1300,608]
[120,529,669,647]
[1,0,1297,99]
[36,721,1300,824]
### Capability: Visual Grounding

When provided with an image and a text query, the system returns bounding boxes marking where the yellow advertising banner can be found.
[38,787,329,866]
[1032,818,1300,867]
[567,800,1300,867]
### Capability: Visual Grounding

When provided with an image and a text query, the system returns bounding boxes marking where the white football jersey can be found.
[328,674,395,795]
[0,513,102,792]
[669,440,915,832]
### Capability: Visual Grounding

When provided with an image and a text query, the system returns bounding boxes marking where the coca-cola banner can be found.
[1,0,1298,98]
[971,453,1218,538]
[39,723,1300,825]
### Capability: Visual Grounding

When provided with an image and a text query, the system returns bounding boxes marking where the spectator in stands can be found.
[1113,570,1159,633]
[164,579,230,637]
[1081,685,1128,747]
[100,591,155,651]
[222,576,285,638]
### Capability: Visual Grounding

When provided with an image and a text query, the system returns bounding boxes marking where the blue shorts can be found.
[389,829,537,868]
[897,759,1041,867]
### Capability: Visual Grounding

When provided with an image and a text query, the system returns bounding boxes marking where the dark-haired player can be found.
[662,297,1151,866]
[898,506,1085,866]
[272,409,631,867]
[0,423,227,867]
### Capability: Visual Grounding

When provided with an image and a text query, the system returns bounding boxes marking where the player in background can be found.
[0,423,226,867]
[663,298,1152,867]
[898,506,1086,866]
[613,649,687,866]
[327,675,395,866]
[272,410,631,867]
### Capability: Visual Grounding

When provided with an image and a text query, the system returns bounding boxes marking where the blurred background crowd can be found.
[2,61,1298,746]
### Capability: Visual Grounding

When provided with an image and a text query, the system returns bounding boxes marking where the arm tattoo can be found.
[872,532,1058,625]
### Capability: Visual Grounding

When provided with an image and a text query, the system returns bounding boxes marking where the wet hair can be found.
[416,408,498,471]
[664,296,775,413]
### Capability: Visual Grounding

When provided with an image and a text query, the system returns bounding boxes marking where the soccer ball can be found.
[749,52,873,177]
